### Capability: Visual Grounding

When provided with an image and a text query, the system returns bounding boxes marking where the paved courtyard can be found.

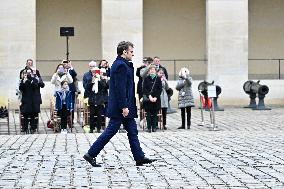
[0,106,284,188]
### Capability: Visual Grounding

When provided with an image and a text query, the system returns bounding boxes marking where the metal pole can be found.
[279,59,281,79]
[173,60,176,80]
[198,90,205,126]
[7,99,10,135]
[211,97,216,130]
[66,36,69,61]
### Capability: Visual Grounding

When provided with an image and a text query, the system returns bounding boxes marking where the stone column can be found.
[206,0,248,102]
[101,0,143,68]
[0,0,36,107]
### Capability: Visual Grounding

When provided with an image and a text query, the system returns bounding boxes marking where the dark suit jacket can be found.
[107,56,137,118]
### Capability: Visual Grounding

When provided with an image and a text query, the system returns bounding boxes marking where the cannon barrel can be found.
[243,80,269,95]
[198,81,221,96]
[251,83,269,95]
[243,80,271,110]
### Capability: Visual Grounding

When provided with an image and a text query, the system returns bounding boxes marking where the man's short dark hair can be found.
[26,59,33,63]
[117,41,134,56]
[154,56,160,60]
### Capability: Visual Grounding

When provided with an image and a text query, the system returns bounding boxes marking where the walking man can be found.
[83,41,156,167]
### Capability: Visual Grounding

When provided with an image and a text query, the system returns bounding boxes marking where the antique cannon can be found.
[243,80,271,110]
[198,81,224,111]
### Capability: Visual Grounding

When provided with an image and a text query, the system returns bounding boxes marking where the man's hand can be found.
[122,108,129,117]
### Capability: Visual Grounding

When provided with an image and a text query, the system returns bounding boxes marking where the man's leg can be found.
[123,118,145,161]
[87,117,122,158]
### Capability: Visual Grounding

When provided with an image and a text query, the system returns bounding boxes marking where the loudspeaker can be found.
[60,27,74,37]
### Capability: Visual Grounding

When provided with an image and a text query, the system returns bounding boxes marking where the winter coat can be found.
[67,68,77,93]
[51,72,73,92]
[55,90,73,111]
[160,77,169,108]
[83,71,92,98]
[34,76,45,105]
[107,56,138,118]
[176,76,194,108]
[87,78,108,106]
[19,77,41,113]
[142,75,162,112]
[136,65,146,97]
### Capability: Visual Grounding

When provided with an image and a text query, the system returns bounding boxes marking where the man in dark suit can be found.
[83,41,156,167]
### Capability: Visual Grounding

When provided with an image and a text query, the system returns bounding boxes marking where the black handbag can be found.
[142,94,150,103]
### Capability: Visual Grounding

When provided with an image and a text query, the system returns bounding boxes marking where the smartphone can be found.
[95,70,101,75]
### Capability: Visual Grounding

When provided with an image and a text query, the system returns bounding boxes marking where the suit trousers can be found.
[88,117,145,161]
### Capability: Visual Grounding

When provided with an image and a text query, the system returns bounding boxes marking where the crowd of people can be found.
[17,52,194,134]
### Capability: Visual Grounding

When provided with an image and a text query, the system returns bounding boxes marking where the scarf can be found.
[92,78,99,93]
[150,73,156,79]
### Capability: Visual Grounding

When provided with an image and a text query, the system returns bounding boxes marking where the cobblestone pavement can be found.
[0,107,284,188]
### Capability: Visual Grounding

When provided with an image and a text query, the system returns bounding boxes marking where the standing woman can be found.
[157,68,169,130]
[176,67,194,129]
[19,69,40,133]
[142,65,162,132]
[51,63,73,92]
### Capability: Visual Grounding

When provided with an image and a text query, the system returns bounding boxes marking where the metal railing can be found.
[36,58,284,81]
[160,59,207,80]
[248,58,284,80]
[161,58,284,80]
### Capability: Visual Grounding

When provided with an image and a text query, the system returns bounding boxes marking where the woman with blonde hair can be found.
[176,67,194,129]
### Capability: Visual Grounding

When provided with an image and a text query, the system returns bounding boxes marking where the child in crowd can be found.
[157,68,169,130]
[142,64,162,132]
[55,80,73,134]
[176,67,194,129]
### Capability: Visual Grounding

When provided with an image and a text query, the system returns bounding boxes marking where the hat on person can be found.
[89,60,97,67]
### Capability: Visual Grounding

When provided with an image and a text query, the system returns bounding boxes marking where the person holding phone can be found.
[19,69,40,133]
[51,63,73,92]
[86,67,107,133]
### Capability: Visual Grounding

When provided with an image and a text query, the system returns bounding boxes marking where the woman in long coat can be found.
[176,67,194,129]
[157,68,169,130]
[19,69,42,133]
[142,65,162,132]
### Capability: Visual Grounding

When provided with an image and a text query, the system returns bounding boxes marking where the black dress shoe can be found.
[83,153,101,167]
[178,126,185,129]
[163,126,167,130]
[146,129,151,133]
[136,157,157,166]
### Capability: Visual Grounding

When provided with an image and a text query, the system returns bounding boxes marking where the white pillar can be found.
[101,0,143,68]
[206,0,248,102]
[0,0,36,107]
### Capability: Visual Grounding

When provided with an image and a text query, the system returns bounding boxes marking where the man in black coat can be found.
[83,41,156,167]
